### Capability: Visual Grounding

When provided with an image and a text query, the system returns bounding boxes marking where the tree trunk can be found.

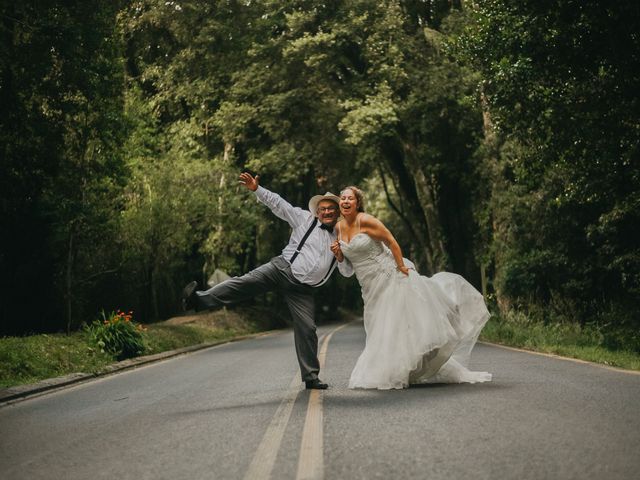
[65,225,75,334]
[149,262,160,322]
[381,139,435,271]
[411,164,450,271]
[480,263,488,298]
[479,87,508,309]
[395,133,450,272]
[378,166,425,255]
[480,90,496,144]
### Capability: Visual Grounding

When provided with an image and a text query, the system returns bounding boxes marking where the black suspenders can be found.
[289,217,337,286]
[289,218,318,263]
[310,256,337,287]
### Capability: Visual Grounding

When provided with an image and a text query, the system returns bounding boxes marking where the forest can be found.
[1,0,638,346]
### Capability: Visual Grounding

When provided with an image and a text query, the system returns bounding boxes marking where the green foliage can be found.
[145,323,256,354]
[85,310,147,360]
[2,0,638,344]
[481,311,640,369]
[0,332,113,388]
[459,0,640,325]
[1,0,129,333]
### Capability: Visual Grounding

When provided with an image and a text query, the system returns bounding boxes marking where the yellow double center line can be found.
[243,323,349,480]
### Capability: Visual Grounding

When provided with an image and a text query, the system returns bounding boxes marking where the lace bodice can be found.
[340,233,391,268]
[340,233,404,304]
[340,231,380,253]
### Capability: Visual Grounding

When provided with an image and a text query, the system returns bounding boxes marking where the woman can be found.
[331,186,492,389]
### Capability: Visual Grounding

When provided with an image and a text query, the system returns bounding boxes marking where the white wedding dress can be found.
[340,230,492,390]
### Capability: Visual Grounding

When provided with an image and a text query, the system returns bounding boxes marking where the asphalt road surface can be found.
[1,320,639,480]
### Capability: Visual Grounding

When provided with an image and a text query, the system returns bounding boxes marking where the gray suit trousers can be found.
[195,256,319,382]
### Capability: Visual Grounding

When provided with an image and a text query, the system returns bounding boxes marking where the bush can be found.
[85,310,147,360]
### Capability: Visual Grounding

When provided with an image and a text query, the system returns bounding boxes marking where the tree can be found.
[0,0,128,334]
[460,0,640,324]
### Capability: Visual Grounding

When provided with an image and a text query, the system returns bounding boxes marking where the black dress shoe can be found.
[181,281,198,312]
[305,379,328,390]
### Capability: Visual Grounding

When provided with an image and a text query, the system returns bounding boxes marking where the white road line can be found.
[296,388,323,480]
[242,368,304,480]
[296,323,349,480]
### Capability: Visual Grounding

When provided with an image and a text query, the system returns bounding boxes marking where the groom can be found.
[182,172,348,389]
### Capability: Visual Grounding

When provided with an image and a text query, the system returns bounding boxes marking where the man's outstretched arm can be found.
[239,172,309,227]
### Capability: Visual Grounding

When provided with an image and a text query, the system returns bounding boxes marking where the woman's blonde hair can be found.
[340,186,365,212]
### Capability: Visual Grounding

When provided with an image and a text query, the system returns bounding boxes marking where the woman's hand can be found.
[330,240,344,262]
[397,265,410,276]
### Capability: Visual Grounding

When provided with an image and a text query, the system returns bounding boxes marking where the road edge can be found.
[0,329,282,407]
[480,340,640,375]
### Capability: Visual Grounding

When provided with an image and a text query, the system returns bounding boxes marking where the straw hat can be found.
[308,192,340,214]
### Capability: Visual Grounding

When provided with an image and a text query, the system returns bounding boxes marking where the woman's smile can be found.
[340,189,357,215]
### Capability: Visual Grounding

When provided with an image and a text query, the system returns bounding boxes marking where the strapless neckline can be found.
[339,232,368,246]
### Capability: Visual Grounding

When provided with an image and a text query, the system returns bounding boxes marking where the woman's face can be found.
[340,189,358,216]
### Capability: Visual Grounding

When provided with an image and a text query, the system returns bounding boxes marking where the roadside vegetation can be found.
[3,305,639,391]
[0,308,271,389]
[480,312,640,371]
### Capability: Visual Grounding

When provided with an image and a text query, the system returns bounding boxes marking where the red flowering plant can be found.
[85,310,147,360]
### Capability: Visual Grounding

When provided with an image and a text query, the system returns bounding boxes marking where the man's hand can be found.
[239,172,259,191]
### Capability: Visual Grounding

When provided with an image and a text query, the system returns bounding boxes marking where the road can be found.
[1,320,639,480]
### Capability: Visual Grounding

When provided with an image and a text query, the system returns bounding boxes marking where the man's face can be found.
[316,200,339,227]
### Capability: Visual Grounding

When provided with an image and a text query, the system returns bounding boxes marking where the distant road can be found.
[1,321,639,479]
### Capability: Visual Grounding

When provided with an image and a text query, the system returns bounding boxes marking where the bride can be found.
[331,186,492,390]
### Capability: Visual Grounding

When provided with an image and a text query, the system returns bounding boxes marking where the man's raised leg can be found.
[185,262,280,311]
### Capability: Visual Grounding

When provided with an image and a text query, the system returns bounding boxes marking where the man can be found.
[182,172,351,389]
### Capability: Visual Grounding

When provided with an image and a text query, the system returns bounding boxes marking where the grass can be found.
[0,309,266,389]
[0,332,114,388]
[145,323,258,353]
[480,311,640,371]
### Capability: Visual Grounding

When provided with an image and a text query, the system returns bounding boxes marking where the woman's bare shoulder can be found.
[359,212,383,227]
